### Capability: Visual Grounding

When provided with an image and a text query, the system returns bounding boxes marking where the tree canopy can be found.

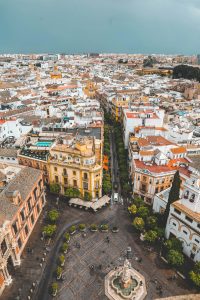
[164,171,181,225]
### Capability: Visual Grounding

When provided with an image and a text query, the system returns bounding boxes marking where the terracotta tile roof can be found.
[138,138,150,147]
[134,159,176,174]
[146,136,174,146]
[171,147,187,154]
[139,150,154,156]
[135,126,167,132]
[173,201,200,223]
[138,136,174,148]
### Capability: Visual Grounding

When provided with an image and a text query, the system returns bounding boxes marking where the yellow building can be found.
[83,81,98,98]
[50,66,62,79]
[111,95,131,122]
[48,137,102,199]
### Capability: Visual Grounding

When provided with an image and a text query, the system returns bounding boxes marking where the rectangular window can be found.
[198,224,200,229]
[27,198,32,212]
[24,225,29,236]
[31,214,35,225]
[18,237,22,249]
[83,182,88,190]
[185,216,193,223]
[12,221,18,235]
[195,239,199,244]
[55,176,59,183]
[20,209,25,221]
[63,168,67,175]
[1,239,7,255]
[183,230,188,235]
[73,171,76,176]
[54,167,57,172]
[36,204,40,214]
[64,178,68,185]
[174,208,181,215]
[172,222,176,226]
[38,179,42,192]
[73,180,77,187]
[33,188,37,201]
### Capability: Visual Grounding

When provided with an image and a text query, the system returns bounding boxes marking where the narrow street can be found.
[109,127,121,199]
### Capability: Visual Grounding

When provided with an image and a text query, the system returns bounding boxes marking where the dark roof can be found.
[0,167,42,225]
[0,148,18,158]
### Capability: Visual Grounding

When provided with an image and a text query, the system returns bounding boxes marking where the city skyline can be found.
[0,0,200,54]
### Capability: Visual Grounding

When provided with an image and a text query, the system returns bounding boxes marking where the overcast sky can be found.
[0,0,199,54]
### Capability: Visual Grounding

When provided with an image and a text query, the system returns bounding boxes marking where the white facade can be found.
[166,169,200,261]
[0,119,32,141]
[123,108,164,148]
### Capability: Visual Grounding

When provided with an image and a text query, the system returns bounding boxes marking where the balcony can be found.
[62,173,68,177]
[183,195,188,199]
[189,197,195,203]
[82,177,88,181]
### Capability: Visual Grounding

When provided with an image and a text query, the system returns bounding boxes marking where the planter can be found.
[52,290,57,297]
[90,229,98,232]
[57,274,62,280]
[60,260,65,267]
[112,228,119,233]
[101,229,109,233]
[80,228,86,232]
[70,230,76,235]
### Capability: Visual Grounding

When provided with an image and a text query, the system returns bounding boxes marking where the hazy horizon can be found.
[0,0,200,55]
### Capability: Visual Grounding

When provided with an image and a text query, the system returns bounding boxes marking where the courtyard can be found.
[3,196,197,300]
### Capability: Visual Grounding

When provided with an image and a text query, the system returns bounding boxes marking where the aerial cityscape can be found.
[1,1,200,300]
[0,53,200,300]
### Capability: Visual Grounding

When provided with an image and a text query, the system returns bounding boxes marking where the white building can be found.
[166,168,200,261]
[0,119,32,141]
[123,108,165,148]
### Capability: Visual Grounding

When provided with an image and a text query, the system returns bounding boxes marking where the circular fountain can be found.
[105,259,147,300]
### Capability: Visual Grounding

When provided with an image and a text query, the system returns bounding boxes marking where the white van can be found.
[113,193,118,202]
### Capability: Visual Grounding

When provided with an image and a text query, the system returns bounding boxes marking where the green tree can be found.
[164,171,181,225]
[137,206,149,219]
[62,242,68,252]
[122,183,132,196]
[64,232,70,242]
[56,266,63,278]
[128,204,137,215]
[167,250,184,267]
[189,271,200,287]
[48,209,59,223]
[102,180,112,194]
[50,183,60,194]
[65,187,81,198]
[78,223,86,231]
[189,262,200,287]
[164,237,183,252]
[43,224,57,237]
[146,216,157,229]
[144,230,158,243]
[51,282,58,295]
[133,197,144,208]
[58,254,65,266]
[69,225,76,233]
[84,191,92,201]
[132,217,145,231]
[154,227,165,238]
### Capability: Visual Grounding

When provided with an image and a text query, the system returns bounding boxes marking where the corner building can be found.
[48,136,103,199]
[0,167,46,295]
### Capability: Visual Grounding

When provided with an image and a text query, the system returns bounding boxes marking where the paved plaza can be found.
[57,230,128,300]
[3,197,197,300]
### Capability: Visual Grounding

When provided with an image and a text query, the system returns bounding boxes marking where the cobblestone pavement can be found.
[3,198,197,300]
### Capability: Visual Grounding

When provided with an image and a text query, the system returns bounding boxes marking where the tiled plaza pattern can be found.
[57,231,128,300]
